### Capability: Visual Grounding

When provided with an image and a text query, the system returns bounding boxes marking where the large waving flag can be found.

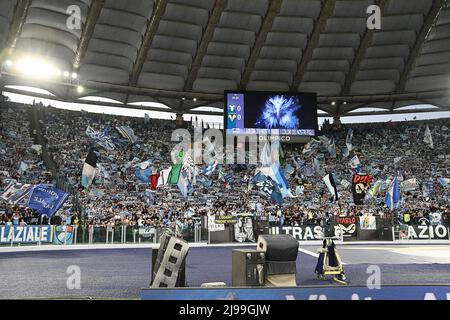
[385,176,401,210]
[423,125,434,149]
[252,172,283,205]
[116,126,138,144]
[85,126,115,151]
[27,185,69,217]
[319,136,336,158]
[323,173,338,202]
[269,161,291,198]
[0,183,33,205]
[302,138,321,158]
[346,128,354,151]
[157,167,172,187]
[82,149,98,189]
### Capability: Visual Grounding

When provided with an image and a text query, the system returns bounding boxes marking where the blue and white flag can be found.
[177,169,190,197]
[319,136,336,158]
[252,172,283,205]
[135,167,153,183]
[342,147,350,158]
[27,185,69,217]
[19,161,29,172]
[203,160,218,176]
[0,183,33,205]
[346,128,354,151]
[423,125,434,149]
[260,142,272,166]
[85,126,115,151]
[182,152,199,183]
[385,176,401,210]
[313,157,321,174]
[302,138,321,158]
[224,173,233,183]
[422,181,434,197]
[328,139,337,158]
[269,161,290,198]
[197,174,213,187]
[438,178,450,188]
[116,126,138,144]
[96,163,110,183]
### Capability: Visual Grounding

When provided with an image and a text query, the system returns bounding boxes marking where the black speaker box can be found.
[257,234,299,261]
[150,234,187,288]
[232,249,265,287]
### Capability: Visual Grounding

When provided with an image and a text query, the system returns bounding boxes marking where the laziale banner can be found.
[0,225,53,243]
[269,225,335,241]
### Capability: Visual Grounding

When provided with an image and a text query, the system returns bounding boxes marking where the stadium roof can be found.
[0,0,450,118]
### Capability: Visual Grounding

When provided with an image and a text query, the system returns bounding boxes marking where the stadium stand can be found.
[1,100,448,232]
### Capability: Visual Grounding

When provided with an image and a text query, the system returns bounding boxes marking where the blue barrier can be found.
[141,285,450,300]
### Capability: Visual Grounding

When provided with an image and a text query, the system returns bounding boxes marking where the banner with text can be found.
[0,225,53,243]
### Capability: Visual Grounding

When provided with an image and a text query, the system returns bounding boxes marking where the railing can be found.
[0,224,208,247]
[1,220,449,248]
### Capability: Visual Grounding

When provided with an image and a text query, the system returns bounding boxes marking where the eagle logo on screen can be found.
[255,95,301,129]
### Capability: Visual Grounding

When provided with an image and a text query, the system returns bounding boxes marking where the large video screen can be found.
[224,91,318,139]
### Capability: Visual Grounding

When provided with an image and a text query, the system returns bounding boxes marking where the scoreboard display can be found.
[224,91,318,142]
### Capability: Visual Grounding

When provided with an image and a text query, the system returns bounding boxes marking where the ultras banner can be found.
[269,225,337,240]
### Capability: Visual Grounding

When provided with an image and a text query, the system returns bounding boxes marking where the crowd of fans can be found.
[1,100,449,232]
[0,103,55,226]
